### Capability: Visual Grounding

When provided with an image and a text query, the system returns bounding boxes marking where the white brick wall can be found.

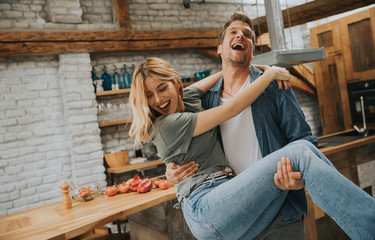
[58,53,106,187]
[0,54,106,216]
[294,90,321,136]
[0,0,114,30]
[0,56,63,215]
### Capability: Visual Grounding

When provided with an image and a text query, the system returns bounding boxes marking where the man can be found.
[166,12,317,239]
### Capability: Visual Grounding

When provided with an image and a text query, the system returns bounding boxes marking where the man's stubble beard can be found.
[229,53,252,68]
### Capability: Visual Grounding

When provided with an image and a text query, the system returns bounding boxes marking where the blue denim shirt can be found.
[201,66,318,223]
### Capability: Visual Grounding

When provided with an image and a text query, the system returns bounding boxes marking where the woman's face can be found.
[144,77,184,115]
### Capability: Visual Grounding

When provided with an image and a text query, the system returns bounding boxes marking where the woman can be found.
[129,57,375,240]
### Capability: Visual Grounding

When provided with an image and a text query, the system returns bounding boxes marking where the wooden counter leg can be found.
[128,199,196,240]
[164,199,196,240]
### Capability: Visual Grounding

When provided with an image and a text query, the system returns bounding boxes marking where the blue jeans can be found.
[181,140,375,240]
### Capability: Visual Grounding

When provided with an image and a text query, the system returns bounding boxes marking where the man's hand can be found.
[274,157,304,190]
[166,161,199,184]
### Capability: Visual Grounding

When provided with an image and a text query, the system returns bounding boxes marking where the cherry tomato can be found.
[130,175,142,192]
[118,184,130,194]
[154,179,161,188]
[158,180,170,190]
[137,178,153,193]
[125,178,133,185]
[79,187,93,197]
[104,186,118,197]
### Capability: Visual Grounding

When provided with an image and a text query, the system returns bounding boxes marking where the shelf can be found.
[182,82,195,87]
[96,88,131,97]
[107,159,164,174]
[99,118,132,127]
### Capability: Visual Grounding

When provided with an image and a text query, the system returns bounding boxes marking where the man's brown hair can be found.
[217,12,255,47]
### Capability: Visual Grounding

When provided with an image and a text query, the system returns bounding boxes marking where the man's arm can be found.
[271,82,317,189]
[274,85,318,146]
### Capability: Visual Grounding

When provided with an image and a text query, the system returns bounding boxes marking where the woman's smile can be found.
[144,77,184,115]
[158,100,171,112]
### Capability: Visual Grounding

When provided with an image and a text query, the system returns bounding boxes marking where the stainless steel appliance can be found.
[347,79,375,125]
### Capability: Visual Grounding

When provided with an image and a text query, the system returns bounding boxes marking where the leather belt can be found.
[201,166,236,185]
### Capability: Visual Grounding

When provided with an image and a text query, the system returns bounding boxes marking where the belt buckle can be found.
[221,166,236,177]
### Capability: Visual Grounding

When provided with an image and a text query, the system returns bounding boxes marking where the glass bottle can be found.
[130,64,135,80]
[118,66,125,89]
[91,68,99,92]
[112,66,120,90]
[122,64,131,88]
[101,65,112,91]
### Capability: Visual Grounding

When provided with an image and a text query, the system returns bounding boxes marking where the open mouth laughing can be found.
[231,42,245,50]
[158,100,170,112]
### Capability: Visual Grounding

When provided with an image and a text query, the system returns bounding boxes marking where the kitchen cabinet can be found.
[310,7,375,135]
[339,8,375,83]
[310,22,351,134]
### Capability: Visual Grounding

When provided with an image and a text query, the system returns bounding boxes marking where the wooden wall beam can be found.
[0,30,219,57]
[0,38,218,57]
[0,30,220,42]
[252,0,374,35]
[114,0,131,30]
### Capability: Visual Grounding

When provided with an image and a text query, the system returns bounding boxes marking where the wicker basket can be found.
[104,150,129,168]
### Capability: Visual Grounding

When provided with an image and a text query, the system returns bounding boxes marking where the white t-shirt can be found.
[220,77,262,174]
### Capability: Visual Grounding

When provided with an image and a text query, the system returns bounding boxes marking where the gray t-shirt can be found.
[150,86,228,202]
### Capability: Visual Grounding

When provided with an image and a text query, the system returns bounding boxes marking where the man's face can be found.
[217,21,254,66]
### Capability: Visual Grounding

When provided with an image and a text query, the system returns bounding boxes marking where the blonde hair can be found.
[129,57,183,146]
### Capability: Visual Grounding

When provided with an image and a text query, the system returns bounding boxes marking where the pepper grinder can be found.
[60,183,73,210]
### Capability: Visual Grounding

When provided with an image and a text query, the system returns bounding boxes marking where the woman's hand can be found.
[166,161,199,184]
[274,157,304,190]
[253,64,292,90]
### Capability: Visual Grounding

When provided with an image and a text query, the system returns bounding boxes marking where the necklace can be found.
[222,88,234,97]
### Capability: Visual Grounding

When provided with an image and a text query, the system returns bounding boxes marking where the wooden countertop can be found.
[318,129,375,156]
[0,187,176,240]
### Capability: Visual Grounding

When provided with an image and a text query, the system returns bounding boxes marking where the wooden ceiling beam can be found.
[0,38,218,57]
[0,30,220,42]
[252,0,374,35]
[289,64,316,89]
[291,76,317,96]
[0,30,220,57]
